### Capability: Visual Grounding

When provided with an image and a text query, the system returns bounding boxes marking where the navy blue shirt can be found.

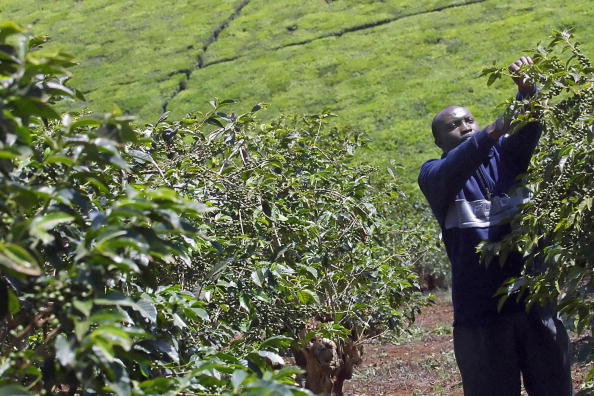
[419,107,541,326]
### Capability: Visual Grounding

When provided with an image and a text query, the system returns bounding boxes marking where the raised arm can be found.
[498,56,542,173]
[486,56,536,141]
[419,56,537,219]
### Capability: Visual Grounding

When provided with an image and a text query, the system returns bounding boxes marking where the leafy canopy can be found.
[482,30,593,392]
[0,22,425,395]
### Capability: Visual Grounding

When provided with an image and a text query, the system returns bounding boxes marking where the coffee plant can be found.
[482,30,593,391]
[0,22,425,395]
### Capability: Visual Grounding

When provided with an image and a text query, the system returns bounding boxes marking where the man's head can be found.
[431,106,480,152]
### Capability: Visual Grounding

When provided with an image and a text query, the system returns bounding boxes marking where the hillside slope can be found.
[2,0,592,184]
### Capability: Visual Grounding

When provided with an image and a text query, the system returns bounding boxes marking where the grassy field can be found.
[1,0,592,186]
[1,0,239,122]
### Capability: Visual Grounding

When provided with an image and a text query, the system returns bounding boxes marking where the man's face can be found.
[433,106,480,152]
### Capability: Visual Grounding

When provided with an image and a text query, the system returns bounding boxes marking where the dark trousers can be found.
[453,309,572,396]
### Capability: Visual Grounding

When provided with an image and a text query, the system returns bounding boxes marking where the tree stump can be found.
[294,336,363,396]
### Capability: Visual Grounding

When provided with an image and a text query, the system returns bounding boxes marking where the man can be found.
[418,57,572,395]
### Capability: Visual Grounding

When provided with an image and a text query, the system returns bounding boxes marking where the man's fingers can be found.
[506,56,535,94]
[508,57,533,73]
[509,62,521,73]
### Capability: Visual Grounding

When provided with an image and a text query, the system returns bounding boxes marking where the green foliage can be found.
[146,101,425,338]
[2,0,592,187]
[204,0,461,61]
[0,23,304,395]
[1,0,239,121]
[0,23,424,394]
[165,0,594,185]
[482,31,593,392]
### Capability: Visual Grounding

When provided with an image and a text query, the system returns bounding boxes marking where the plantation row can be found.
[481,31,593,392]
[0,22,431,395]
[483,31,594,386]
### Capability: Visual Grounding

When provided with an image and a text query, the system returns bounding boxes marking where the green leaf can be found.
[251,269,264,287]
[585,364,594,382]
[128,149,155,164]
[172,313,187,328]
[0,384,31,396]
[257,350,285,366]
[74,320,90,340]
[91,325,133,352]
[11,97,60,120]
[191,307,209,321]
[0,150,18,159]
[272,365,304,380]
[243,379,306,395]
[108,153,130,169]
[135,298,157,324]
[205,117,224,128]
[231,369,249,391]
[87,177,110,194]
[0,242,41,276]
[70,117,102,130]
[55,334,76,367]
[296,289,319,304]
[7,288,20,315]
[260,335,292,349]
[94,292,133,307]
[29,211,74,244]
[43,81,77,98]
[0,21,24,42]
[151,340,179,363]
[300,265,318,278]
[45,155,75,166]
[239,294,251,313]
[73,299,93,317]
[486,71,501,86]
[105,360,131,396]
[95,292,156,324]
[139,377,175,393]
[93,337,116,363]
[89,309,127,323]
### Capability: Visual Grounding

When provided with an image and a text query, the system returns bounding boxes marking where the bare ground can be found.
[343,291,591,396]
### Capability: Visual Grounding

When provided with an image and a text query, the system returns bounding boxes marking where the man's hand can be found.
[509,56,534,96]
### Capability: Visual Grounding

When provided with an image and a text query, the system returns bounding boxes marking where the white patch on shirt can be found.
[444,189,530,229]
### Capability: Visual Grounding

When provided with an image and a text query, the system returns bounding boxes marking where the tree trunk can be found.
[294,336,363,396]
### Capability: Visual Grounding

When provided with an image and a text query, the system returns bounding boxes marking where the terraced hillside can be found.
[2,0,592,184]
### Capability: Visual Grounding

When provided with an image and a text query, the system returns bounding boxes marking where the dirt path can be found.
[343,291,590,396]
[344,292,462,395]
